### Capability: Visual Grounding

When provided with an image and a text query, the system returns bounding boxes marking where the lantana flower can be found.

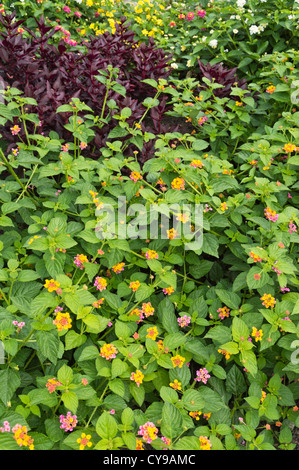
[171,354,185,368]
[130,370,144,387]
[44,279,60,293]
[100,343,118,361]
[94,276,107,291]
[77,433,92,450]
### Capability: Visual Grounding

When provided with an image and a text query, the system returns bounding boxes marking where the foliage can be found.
[0,0,298,452]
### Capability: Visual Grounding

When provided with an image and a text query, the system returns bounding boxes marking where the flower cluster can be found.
[138,421,158,444]
[53,311,72,331]
[217,306,230,320]
[77,433,92,450]
[100,343,118,361]
[261,294,276,309]
[74,254,89,269]
[94,277,107,291]
[194,368,211,384]
[13,425,34,450]
[46,378,62,394]
[59,412,78,432]
[130,370,144,387]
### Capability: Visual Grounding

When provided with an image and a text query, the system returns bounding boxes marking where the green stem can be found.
[0,147,36,202]
[85,382,109,428]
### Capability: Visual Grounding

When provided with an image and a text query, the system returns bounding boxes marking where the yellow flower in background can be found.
[100,343,118,360]
[199,435,212,450]
[77,433,92,450]
[218,348,231,360]
[171,354,185,368]
[260,293,276,308]
[129,280,141,292]
[189,411,202,420]
[261,390,267,403]
[13,425,34,450]
[112,262,125,274]
[130,369,144,387]
[169,379,182,390]
[146,326,159,340]
[142,302,155,317]
[44,279,60,293]
[136,439,144,450]
[252,326,263,342]
[53,311,72,332]
[171,177,185,190]
[220,202,228,211]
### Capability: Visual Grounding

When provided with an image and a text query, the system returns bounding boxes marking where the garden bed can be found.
[0,0,298,452]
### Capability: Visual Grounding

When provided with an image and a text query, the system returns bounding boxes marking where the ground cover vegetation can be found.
[0,0,298,451]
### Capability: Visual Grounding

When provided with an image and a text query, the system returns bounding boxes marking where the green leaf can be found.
[279,425,293,444]
[121,407,134,427]
[219,341,239,355]
[111,358,128,379]
[96,412,118,439]
[44,251,66,278]
[109,379,126,398]
[83,314,110,333]
[226,365,247,395]
[135,284,155,302]
[0,433,20,450]
[202,234,219,257]
[161,299,179,333]
[246,266,270,290]
[36,330,60,364]
[163,333,186,351]
[232,317,249,342]
[64,331,87,350]
[45,418,64,443]
[0,369,21,405]
[182,389,205,411]
[30,432,54,450]
[173,436,201,450]
[57,364,73,386]
[234,424,256,441]
[17,270,40,282]
[198,388,227,413]
[129,382,145,406]
[161,401,183,439]
[160,386,179,404]
[240,349,257,376]
[215,289,241,309]
[61,391,78,414]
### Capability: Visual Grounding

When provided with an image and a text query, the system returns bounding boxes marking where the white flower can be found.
[236,0,246,8]
[202,36,207,42]
[209,39,218,48]
[236,15,241,20]
[170,63,178,69]
[249,24,259,34]
[187,60,192,67]
[233,29,239,34]
[288,14,295,19]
